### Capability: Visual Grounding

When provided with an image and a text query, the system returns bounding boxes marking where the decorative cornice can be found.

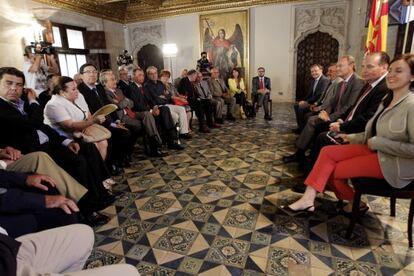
[32,0,311,23]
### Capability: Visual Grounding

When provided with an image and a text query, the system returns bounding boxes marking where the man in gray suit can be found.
[293,64,330,132]
[252,67,272,120]
[208,67,236,121]
[283,55,365,165]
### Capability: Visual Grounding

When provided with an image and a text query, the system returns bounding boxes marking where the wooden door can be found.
[296,31,339,101]
[137,44,164,73]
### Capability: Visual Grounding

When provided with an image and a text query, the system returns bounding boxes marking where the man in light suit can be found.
[283,55,365,165]
[208,67,236,121]
[293,64,330,132]
[252,67,272,120]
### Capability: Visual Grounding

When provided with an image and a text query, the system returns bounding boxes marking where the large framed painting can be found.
[200,10,249,85]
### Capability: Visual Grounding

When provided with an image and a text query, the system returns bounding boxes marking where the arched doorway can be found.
[295,31,339,101]
[137,44,164,72]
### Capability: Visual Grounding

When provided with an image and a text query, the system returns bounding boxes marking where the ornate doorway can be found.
[295,31,339,101]
[137,44,164,72]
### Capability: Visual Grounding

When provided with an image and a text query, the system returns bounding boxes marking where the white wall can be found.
[0,0,124,74]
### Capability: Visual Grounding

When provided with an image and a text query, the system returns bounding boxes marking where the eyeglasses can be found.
[83,70,98,74]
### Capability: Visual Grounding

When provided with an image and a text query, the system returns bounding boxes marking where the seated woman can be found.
[283,54,414,214]
[43,76,115,196]
[160,69,192,135]
[228,68,247,119]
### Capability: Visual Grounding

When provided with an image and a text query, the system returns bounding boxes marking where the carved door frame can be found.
[288,0,350,101]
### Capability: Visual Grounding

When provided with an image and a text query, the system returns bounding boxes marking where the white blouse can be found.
[44,94,90,138]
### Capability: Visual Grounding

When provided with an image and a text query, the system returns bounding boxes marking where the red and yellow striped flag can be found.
[366,0,389,53]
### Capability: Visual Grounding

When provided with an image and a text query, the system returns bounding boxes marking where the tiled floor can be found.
[85,103,414,275]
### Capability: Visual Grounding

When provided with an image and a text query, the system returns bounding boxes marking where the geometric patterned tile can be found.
[206,236,250,268]
[265,246,310,275]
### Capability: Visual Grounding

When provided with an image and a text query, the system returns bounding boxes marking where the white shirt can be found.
[44,94,90,138]
[22,59,49,96]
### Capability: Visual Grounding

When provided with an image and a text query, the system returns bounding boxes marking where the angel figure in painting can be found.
[203,24,244,79]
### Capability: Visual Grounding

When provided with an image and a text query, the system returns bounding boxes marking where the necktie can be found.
[199,84,208,98]
[334,81,348,111]
[259,78,264,90]
[92,87,103,106]
[345,84,372,121]
[312,79,319,95]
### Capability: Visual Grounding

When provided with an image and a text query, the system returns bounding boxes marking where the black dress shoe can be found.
[226,115,236,121]
[282,153,299,163]
[216,118,224,124]
[168,142,185,150]
[264,115,273,121]
[292,128,301,134]
[179,133,192,140]
[80,212,110,227]
[291,183,307,193]
[149,149,168,157]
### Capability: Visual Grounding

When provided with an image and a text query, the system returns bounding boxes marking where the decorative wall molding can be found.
[32,0,310,23]
[128,22,165,61]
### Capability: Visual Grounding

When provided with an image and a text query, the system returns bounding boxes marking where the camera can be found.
[31,42,55,55]
[117,50,133,66]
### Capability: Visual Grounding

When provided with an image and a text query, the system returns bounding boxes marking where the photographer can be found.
[23,45,59,96]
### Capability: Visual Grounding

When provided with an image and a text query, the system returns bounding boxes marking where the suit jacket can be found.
[340,78,389,134]
[0,98,66,153]
[305,75,330,104]
[77,82,111,114]
[177,77,198,103]
[326,73,365,121]
[105,88,133,119]
[127,82,152,112]
[208,78,228,98]
[144,80,171,107]
[252,76,271,95]
[317,78,341,109]
[0,169,45,213]
[0,233,20,276]
[117,80,130,96]
[348,93,414,189]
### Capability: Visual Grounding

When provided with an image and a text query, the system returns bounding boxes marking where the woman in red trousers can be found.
[283,54,414,214]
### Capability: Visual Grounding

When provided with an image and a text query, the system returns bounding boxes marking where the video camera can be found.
[117,50,133,66]
[31,41,55,55]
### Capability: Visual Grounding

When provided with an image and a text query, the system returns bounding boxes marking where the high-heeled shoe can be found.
[281,205,315,216]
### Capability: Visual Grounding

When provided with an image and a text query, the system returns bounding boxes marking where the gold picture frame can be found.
[199,9,250,95]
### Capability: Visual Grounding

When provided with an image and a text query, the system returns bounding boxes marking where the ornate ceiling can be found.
[32,0,307,23]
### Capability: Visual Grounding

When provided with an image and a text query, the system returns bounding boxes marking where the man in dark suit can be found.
[177,69,212,133]
[77,63,131,173]
[310,52,390,165]
[0,169,78,237]
[283,56,365,165]
[252,67,272,120]
[126,68,183,154]
[293,64,330,131]
[117,66,130,95]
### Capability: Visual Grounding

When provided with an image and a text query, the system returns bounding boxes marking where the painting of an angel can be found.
[200,10,249,81]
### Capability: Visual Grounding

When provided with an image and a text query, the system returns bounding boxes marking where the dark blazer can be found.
[0,170,45,213]
[127,82,152,112]
[252,76,271,94]
[0,98,66,153]
[0,233,21,276]
[305,75,330,104]
[144,80,171,107]
[177,77,198,103]
[340,78,389,133]
[77,82,111,114]
[326,73,365,121]
[117,80,130,96]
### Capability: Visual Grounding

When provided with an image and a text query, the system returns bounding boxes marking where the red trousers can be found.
[304,144,384,201]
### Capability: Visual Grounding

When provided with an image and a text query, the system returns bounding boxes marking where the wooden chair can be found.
[345,178,414,247]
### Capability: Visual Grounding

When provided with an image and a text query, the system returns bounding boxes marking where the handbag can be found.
[171,96,188,106]
[74,124,111,143]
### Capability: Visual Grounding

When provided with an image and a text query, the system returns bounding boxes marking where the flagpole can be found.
[402,0,413,53]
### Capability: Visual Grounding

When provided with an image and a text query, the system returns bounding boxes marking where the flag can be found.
[366,0,389,53]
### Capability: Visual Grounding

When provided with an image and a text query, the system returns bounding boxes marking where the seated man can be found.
[208,67,236,121]
[2,148,112,227]
[0,67,115,215]
[252,67,272,120]
[293,64,330,132]
[0,224,139,275]
[144,66,191,139]
[0,168,78,238]
[195,71,222,126]
[177,70,213,133]
[283,56,365,165]
[127,68,183,154]
[77,63,131,174]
